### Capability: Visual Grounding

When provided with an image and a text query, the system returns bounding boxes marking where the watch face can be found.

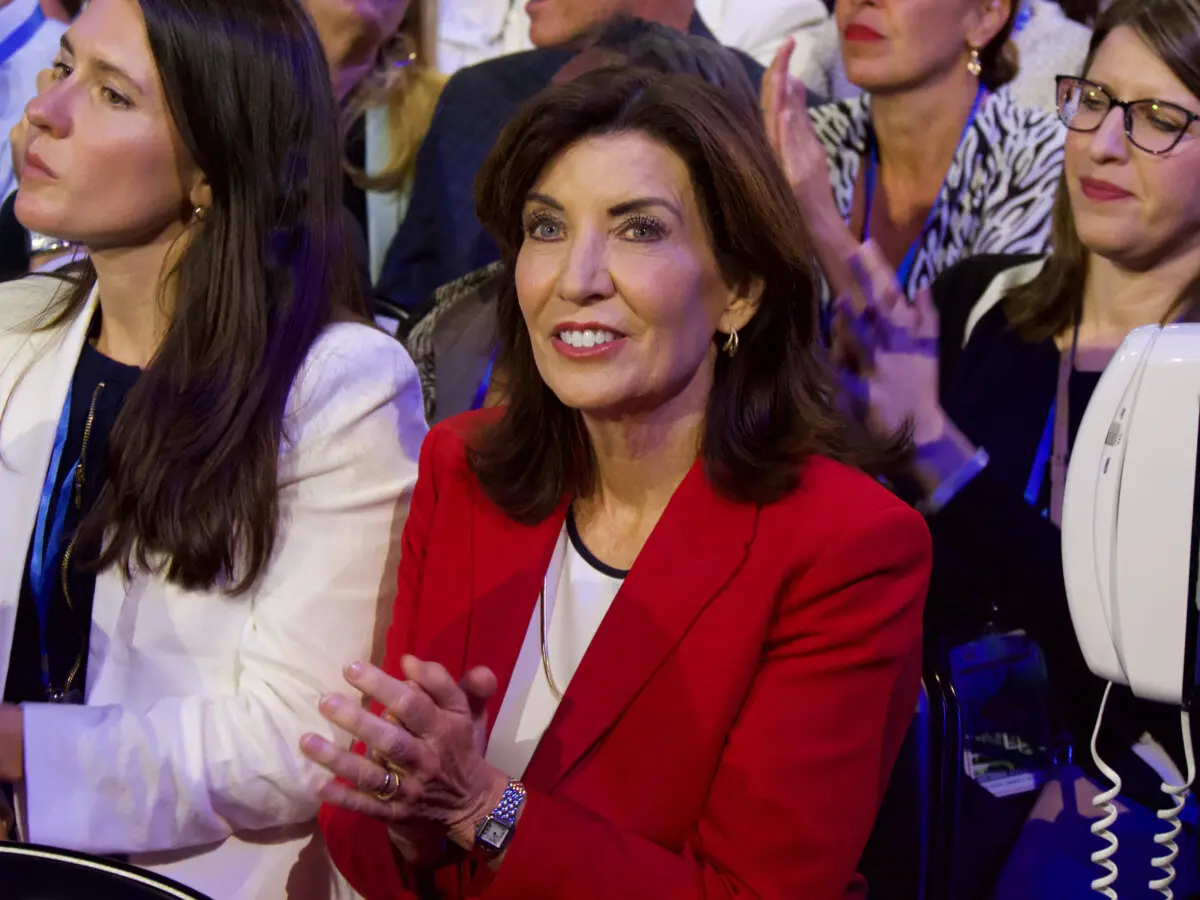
[478,819,510,850]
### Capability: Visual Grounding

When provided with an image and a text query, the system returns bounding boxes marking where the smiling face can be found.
[1065,25,1200,270]
[514,130,759,419]
[13,0,207,250]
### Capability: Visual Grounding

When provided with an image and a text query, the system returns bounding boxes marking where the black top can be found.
[3,340,140,706]
[927,254,1191,804]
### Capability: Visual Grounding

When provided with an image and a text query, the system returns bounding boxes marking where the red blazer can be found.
[320,413,931,900]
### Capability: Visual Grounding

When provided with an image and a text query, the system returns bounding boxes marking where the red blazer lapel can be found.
[465,492,570,728]
[523,463,758,793]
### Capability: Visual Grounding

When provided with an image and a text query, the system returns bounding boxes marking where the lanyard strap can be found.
[861,85,987,288]
[470,347,499,412]
[0,3,45,70]
[29,385,79,695]
[1024,322,1079,525]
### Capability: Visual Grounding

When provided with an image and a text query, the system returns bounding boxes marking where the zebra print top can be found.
[809,88,1066,298]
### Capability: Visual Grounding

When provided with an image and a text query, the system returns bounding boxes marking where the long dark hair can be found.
[470,68,909,523]
[46,0,363,593]
[1004,0,1200,341]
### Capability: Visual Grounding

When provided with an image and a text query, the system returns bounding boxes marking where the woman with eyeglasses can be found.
[831,0,1200,894]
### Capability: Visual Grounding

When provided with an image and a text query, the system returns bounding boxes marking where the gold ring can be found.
[373,768,400,802]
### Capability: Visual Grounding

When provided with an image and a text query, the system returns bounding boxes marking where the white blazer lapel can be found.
[0,284,99,684]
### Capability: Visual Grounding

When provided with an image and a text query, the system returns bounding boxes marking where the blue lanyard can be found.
[29,385,80,695]
[470,347,498,412]
[0,3,45,70]
[1024,322,1081,518]
[861,85,987,289]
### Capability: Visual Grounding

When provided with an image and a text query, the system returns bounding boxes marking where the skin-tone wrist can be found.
[909,413,979,500]
[0,705,24,783]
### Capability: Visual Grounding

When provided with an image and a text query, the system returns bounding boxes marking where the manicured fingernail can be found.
[300,733,320,751]
[345,661,364,679]
[320,693,344,711]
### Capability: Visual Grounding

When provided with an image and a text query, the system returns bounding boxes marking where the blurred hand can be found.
[832,241,945,445]
[762,38,835,217]
[301,657,509,858]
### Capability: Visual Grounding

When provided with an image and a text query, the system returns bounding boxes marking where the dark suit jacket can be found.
[377,15,766,325]
[320,411,930,900]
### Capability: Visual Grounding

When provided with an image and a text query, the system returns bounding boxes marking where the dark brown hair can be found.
[44,0,363,593]
[469,68,909,522]
[979,1,1021,91]
[1004,0,1200,340]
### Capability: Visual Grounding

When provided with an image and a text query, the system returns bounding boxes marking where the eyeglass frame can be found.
[1054,74,1200,155]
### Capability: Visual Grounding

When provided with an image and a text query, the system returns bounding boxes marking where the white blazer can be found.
[0,276,427,899]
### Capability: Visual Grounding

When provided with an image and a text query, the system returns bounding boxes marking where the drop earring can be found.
[722,329,739,358]
[967,45,982,78]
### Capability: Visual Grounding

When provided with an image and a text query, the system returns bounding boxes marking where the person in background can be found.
[0,0,70,203]
[831,0,1200,894]
[0,0,426,897]
[763,0,1065,312]
[405,15,759,424]
[308,68,930,900]
[375,0,766,329]
[795,0,1092,114]
[500,0,833,68]
[304,0,445,288]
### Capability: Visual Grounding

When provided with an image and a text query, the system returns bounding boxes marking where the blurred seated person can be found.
[0,0,72,202]
[830,0,1200,894]
[405,15,760,423]
[0,0,425,897]
[499,0,833,68]
[795,1,1092,114]
[764,0,1065,309]
[375,0,771,328]
[305,0,446,285]
[307,68,931,899]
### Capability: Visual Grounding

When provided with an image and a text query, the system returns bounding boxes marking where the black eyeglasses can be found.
[1055,75,1200,155]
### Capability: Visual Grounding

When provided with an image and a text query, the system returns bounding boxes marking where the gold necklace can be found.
[538,583,563,701]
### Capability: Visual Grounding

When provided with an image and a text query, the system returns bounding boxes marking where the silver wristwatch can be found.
[474,779,526,857]
[28,231,76,256]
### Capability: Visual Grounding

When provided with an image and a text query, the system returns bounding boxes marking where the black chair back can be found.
[0,843,214,900]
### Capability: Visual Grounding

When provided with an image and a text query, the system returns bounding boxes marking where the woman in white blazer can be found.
[0,0,426,897]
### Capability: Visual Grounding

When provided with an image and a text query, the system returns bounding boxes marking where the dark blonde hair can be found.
[468,69,909,522]
[1003,0,1200,341]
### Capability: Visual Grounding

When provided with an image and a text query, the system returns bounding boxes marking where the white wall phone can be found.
[1062,323,1200,897]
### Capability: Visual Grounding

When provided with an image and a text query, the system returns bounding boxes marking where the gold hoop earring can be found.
[722,329,739,358]
[967,46,982,78]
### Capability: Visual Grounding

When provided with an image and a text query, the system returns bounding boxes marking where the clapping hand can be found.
[762,38,833,213]
[301,657,510,862]
[831,241,945,446]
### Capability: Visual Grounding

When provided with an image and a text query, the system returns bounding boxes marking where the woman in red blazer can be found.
[301,68,931,900]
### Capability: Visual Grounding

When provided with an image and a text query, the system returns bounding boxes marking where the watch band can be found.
[28,231,75,256]
[473,779,526,857]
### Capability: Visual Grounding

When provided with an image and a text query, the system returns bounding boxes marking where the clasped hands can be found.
[300,656,511,864]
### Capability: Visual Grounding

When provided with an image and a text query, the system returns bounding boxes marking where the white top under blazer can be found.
[0,275,427,899]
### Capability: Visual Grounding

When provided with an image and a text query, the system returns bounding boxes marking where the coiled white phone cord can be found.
[1091,682,1123,899]
[1149,710,1195,899]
